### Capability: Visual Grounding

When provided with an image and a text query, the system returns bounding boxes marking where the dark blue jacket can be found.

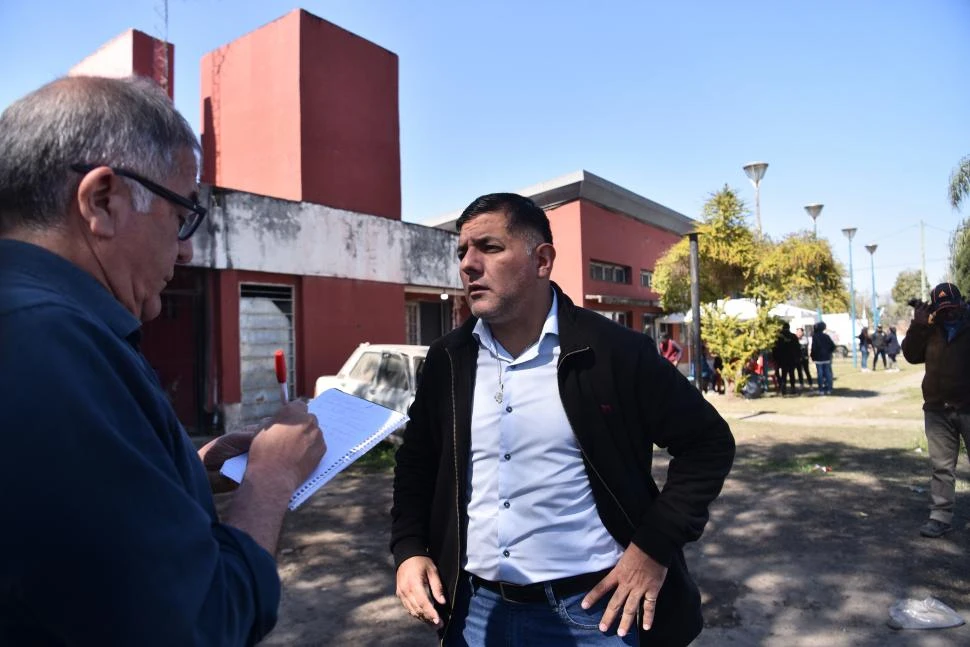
[0,240,279,646]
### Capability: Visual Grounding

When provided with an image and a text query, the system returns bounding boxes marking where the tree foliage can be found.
[950,223,970,298]
[700,303,780,393]
[653,186,757,313]
[950,155,970,210]
[891,269,930,306]
[654,186,848,393]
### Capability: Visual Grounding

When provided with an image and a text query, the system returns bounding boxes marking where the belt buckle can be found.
[498,581,514,602]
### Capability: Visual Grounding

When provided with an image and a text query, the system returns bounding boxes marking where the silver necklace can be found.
[494,355,505,403]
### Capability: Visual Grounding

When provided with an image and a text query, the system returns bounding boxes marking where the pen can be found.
[275,349,289,403]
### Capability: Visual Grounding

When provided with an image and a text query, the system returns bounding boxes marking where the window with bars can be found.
[589,260,631,284]
[239,283,296,424]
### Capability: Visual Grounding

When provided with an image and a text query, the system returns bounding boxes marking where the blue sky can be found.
[2,0,967,302]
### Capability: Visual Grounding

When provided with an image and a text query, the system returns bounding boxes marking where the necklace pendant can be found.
[494,390,503,404]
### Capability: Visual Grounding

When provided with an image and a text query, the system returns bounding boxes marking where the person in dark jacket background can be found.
[902,282,970,538]
[810,321,836,395]
[886,326,901,371]
[871,325,888,370]
[772,322,801,395]
[391,193,735,646]
[857,327,872,372]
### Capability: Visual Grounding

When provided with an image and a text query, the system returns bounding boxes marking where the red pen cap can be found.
[274,350,287,383]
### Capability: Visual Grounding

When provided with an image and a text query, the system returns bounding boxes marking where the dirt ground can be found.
[253,361,970,646]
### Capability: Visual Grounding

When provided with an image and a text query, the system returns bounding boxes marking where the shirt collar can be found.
[473,288,559,360]
[0,239,142,343]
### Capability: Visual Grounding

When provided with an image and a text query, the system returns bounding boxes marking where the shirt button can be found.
[503,550,510,558]
[503,501,510,508]
[504,453,511,461]
[505,406,513,413]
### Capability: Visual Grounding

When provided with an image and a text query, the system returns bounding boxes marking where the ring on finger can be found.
[644,595,658,603]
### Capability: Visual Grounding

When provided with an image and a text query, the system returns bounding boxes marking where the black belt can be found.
[470,569,611,604]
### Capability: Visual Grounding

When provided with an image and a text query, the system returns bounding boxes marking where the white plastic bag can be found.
[887,597,965,630]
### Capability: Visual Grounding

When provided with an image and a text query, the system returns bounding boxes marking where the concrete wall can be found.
[191,190,459,289]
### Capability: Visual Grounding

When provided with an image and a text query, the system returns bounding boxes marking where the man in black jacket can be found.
[391,193,735,646]
[902,282,970,538]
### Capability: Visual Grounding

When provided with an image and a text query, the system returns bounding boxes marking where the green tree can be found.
[950,155,970,210]
[700,303,780,394]
[948,155,970,296]
[891,269,929,308]
[752,231,847,310]
[653,186,757,313]
[654,187,848,393]
[950,223,970,297]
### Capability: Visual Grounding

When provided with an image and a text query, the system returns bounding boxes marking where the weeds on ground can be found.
[352,440,397,471]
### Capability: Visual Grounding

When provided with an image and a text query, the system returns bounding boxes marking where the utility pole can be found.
[920,220,928,301]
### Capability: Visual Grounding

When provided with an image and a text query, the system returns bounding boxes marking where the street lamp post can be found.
[842,228,858,368]
[865,244,879,328]
[743,162,769,237]
[805,203,824,320]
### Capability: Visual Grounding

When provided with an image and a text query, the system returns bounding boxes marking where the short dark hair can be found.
[456,193,553,246]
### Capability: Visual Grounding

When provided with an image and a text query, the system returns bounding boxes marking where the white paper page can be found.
[220,389,407,508]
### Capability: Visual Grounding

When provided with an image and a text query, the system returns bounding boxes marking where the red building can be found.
[426,170,693,340]
[67,10,692,435]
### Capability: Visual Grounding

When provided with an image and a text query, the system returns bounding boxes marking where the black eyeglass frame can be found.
[70,163,207,241]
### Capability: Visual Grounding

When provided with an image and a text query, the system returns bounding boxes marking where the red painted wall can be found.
[299,11,401,219]
[579,201,681,304]
[300,277,405,392]
[546,202,585,303]
[542,199,681,330]
[70,29,174,99]
[200,13,303,200]
[200,9,401,219]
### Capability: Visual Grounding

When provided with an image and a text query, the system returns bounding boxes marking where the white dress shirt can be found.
[464,291,624,584]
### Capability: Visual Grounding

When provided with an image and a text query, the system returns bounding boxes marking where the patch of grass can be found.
[746,452,840,474]
[351,440,397,471]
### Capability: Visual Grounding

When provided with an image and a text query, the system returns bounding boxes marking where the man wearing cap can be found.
[902,282,970,538]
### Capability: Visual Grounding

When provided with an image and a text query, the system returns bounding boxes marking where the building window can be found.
[597,310,630,327]
[590,260,631,284]
[640,270,653,289]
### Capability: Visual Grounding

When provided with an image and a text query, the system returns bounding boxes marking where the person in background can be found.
[902,283,970,539]
[772,322,800,396]
[659,332,683,365]
[0,76,326,645]
[391,192,735,646]
[810,321,836,395]
[871,325,888,371]
[886,326,901,371]
[857,326,872,372]
[795,327,814,389]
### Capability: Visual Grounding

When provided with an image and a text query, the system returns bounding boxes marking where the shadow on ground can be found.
[249,437,969,646]
[669,440,970,646]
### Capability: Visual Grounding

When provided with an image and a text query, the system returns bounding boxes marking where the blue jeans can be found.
[815,362,833,393]
[860,348,869,368]
[444,574,639,646]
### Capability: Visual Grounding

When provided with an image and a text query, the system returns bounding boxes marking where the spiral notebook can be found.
[220,388,408,510]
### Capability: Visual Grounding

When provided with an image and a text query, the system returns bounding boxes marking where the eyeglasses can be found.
[71,163,207,241]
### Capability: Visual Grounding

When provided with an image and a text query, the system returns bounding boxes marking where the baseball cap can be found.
[930,282,962,311]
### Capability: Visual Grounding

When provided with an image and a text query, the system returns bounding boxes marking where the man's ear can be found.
[76,167,128,239]
[535,242,556,278]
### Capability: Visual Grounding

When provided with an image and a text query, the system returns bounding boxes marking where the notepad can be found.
[220,388,409,510]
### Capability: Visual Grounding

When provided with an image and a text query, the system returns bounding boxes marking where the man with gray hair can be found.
[0,76,326,645]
